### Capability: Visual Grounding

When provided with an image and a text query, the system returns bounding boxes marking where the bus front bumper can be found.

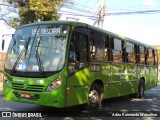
[3,87,66,108]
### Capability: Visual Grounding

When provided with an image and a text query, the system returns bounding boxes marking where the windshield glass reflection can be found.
[5,25,70,72]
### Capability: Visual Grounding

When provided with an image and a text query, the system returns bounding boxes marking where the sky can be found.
[0,0,160,52]
[60,0,160,45]
[104,0,160,46]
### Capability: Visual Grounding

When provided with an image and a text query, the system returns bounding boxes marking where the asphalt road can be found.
[0,84,160,120]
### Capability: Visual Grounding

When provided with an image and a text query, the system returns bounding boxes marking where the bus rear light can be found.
[46,76,62,92]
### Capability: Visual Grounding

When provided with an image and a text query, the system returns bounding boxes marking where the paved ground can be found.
[1,75,160,119]
[0,84,160,120]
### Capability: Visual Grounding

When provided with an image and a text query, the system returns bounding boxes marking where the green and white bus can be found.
[2,21,158,108]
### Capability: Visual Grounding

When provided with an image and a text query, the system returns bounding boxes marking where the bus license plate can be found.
[21,93,31,98]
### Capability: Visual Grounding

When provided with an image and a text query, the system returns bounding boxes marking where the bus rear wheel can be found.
[138,79,145,98]
[88,84,103,109]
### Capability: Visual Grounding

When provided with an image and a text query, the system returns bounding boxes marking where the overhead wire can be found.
[60,0,160,26]
[64,1,98,13]
[65,0,98,11]
[62,0,100,24]
[106,9,160,16]
[63,4,96,14]
[58,10,98,18]
[107,0,129,10]
[1,0,160,21]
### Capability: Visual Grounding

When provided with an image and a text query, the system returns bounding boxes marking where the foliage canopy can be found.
[6,0,65,28]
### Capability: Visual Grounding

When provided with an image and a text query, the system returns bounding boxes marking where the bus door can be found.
[66,27,90,107]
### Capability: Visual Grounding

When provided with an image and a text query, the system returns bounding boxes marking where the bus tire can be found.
[87,83,103,110]
[138,79,145,98]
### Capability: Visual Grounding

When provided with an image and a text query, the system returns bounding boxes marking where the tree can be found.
[5,0,66,28]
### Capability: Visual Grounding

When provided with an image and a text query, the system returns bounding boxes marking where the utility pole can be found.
[98,0,105,28]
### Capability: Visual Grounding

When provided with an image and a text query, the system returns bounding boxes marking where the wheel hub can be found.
[89,90,99,104]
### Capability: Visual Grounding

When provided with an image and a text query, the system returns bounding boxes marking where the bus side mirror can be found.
[2,39,5,50]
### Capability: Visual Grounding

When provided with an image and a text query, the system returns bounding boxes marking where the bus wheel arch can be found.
[138,77,145,98]
[88,79,104,109]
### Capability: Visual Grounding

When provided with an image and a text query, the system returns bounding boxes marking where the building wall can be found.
[0,52,6,81]
[0,52,7,72]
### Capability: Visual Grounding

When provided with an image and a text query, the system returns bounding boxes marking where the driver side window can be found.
[68,28,89,74]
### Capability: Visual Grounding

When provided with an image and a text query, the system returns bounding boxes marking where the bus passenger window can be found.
[154,50,158,65]
[112,50,122,63]
[134,44,138,64]
[148,49,154,65]
[104,35,110,61]
[122,41,126,62]
[139,46,145,64]
[90,32,95,60]
[111,38,123,63]
[110,37,114,61]
[126,42,135,63]
[145,48,148,65]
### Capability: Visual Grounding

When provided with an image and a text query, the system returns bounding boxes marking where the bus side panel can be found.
[109,63,127,97]
[66,62,111,107]
[148,66,158,89]
[100,63,111,99]
[66,68,91,107]
[138,66,158,90]
[109,63,138,98]
[125,64,138,94]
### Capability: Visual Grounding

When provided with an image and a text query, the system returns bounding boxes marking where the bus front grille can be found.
[11,83,45,92]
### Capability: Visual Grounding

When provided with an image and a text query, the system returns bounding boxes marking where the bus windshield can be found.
[5,24,70,73]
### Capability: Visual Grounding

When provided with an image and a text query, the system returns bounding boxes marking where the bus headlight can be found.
[46,76,62,92]
[3,75,10,87]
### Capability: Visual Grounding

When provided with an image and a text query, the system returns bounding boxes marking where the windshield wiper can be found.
[35,37,44,75]
[11,36,31,73]
[9,35,17,53]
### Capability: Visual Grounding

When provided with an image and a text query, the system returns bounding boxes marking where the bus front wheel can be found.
[88,84,103,109]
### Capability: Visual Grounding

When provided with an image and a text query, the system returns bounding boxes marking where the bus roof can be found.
[20,20,155,50]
